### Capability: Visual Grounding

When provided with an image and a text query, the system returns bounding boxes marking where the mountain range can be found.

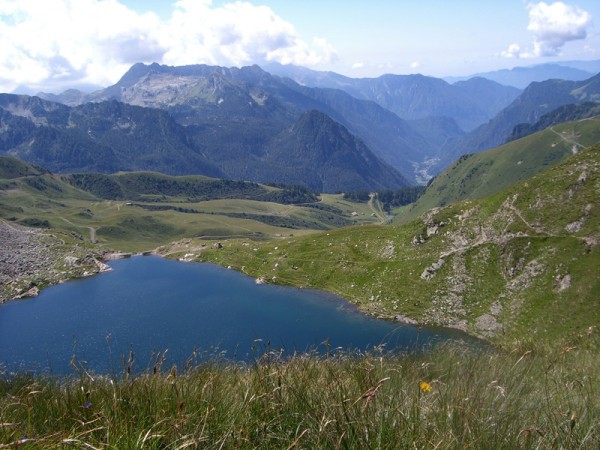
[0,92,409,193]
[32,62,526,180]
[264,62,521,131]
[262,61,600,170]
[440,72,600,170]
[444,61,600,88]
[0,60,597,193]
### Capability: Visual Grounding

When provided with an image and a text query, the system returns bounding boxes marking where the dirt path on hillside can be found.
[59,216,97,244]
[368,194,387,224]
[549,126,586,154]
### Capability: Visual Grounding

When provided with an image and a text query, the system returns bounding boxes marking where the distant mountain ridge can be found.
[38,62,526,183]
[39,63,430,184]
[27,60,600,187]
[263,62,521,131]
[440,72,600,169]
[0,93,407,193]
[445,61,600,88]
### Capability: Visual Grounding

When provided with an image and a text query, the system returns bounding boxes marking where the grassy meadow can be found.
[0,167,380,252]
[1,340,598,449]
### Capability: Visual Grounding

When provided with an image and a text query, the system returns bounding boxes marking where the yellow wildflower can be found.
[419,381,432,393]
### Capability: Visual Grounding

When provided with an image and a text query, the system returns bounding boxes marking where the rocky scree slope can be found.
[0,220,108,303]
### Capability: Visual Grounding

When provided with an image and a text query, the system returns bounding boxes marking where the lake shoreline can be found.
[0,216,163,304]
[0,220,107,303]
[1,255,479,375]
[154,242,490,343]
[1,220,487,346]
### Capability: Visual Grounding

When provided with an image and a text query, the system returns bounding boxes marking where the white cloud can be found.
[502,1,593,58]
[410,61,420,69]
[501,43,522,58]
[528,1,592,56]
[351,62,364,69]
[0,0,337,93]
[0,0,164,92]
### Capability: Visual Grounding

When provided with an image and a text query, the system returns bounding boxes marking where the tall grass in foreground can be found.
[1,340,598,449]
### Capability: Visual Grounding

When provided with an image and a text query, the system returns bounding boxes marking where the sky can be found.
[0,0,599,93]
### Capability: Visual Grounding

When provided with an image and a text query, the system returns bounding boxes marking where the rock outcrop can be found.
[0,220,107,302]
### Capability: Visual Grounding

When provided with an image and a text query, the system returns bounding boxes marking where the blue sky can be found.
[1,0,599,93]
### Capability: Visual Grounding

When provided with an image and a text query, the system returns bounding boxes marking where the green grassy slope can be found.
[1,342,597,449]
[0,156,47,179]
[2,146,598,345]
[66,171,320,203]
[0,159,381,252]
[178,144,600,345]
[401,115,600,222]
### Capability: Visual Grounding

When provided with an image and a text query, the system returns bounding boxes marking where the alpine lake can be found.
[1,256,477,376]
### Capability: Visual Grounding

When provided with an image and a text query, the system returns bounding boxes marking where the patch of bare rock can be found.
[0,220,107,303]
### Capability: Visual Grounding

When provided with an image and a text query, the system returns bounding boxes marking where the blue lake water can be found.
[0,256,473,375]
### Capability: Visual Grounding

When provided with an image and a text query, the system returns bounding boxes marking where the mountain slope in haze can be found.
[443,72,600,168]
[559,59,600,74]
[452,77,521,120]
[343,74,494,131]
[407,116,465,151]
[264,62,521,131]
[34,89,89,107]
[445,62,597,88]
[0,94,407,193]
[41,63,430,183]
[402,115,600,221]
[263,110,409,192]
